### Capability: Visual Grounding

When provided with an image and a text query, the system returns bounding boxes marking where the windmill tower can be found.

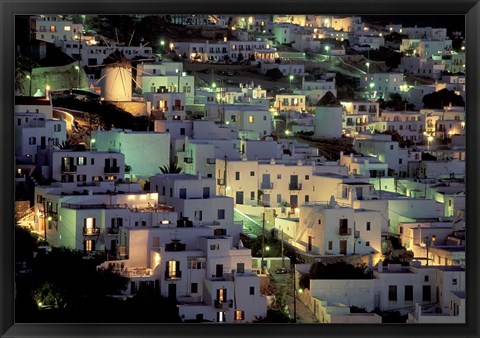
[100,49,133,102]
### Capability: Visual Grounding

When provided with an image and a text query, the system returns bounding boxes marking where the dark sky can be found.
[361,15,465,36]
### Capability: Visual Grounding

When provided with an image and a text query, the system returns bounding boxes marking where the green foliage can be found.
[422,88,465,109]
[266,68,283,81]
[299,261,372,289]
[379,93,415,111]
[159,162,183,174]
[15,226,38,262]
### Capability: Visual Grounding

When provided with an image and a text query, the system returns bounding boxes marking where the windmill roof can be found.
[316,91,341,107]
[102,49,131,66]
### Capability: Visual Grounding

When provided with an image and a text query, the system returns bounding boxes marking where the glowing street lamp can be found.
[369,82,375,99]
[324,45,330,61]
[90,138,96,151]
[366,62,370,73]
[289,74,294,90]
[427,135,434,151]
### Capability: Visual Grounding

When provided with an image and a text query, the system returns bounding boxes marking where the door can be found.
[203,187,210,198]
[168,283,177,300]
[356,187,363,200]
[216,264,223,278]
[262,174,271,189]
[339,240,347,255]
[290,175,298,189]
[235,191,244,205]
[290,195,298,208]
[40,136,46,149]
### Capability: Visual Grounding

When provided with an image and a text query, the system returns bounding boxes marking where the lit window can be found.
[210,244,220,250]
[64,26,71,31]
[234,310,245,320]
[249,115,254,123]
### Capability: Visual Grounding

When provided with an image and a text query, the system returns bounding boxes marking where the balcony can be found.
[206,158,216,165]
[217,178,225,186]
[289,183,302,190]
[260,182,273,190]
[184,157,193,164]
[214,299,233,310]
[339,228,352,236]
[107,227,119,235]
[165,270,182,280]
[83,227,100,236]
[104,166,120,174]
[61,164,77,173]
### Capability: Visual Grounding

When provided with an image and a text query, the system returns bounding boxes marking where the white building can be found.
[274,94,307,112]
[399,56,445,80]
[360,73,406,99]
[30,15,82,43]
[261,63,305,77]
[313,92,343,139]
[286,202,382,255]
[144,91,187,120]
[339,152,388,178]
[149,174,235,228]
[354,134,409,177]
[300,79,337,105]
[91,129,170,179]
[371,111,425,143]
[15,111,66,164]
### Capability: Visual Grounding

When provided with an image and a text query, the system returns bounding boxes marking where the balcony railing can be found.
[165,270,182,280]
[107,227,119,235]
[206,158,216,165]
[184,157,193,164]
[260,182,274,190]
[83,227,100,236]
[104,166,120,174]
[61,164,77,173]
[289,183,302,190]
[214,299,233,310]
[339,228,352,236]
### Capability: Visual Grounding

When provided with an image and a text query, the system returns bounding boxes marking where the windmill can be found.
[87,29,155,101]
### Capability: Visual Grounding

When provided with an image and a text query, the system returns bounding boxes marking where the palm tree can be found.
[159,162,183,174]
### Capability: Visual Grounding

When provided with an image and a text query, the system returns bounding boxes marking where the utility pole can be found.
[281,229,285,268]
[223,155,227,196]
[293,264,297,323]
[261,212,265,272]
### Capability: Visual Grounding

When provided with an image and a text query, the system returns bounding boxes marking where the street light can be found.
[324,45,330,61]
[427,135,434,151]
[74,65,80,88]
[289,75,294,90]
[366,62,370,73]
[369,82,375,99]
[90,138,96,151]
[26,74,32,96]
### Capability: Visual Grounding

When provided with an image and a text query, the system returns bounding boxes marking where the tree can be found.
[266,68,284,81]
[159,162,183,174]
[422,88,465,109]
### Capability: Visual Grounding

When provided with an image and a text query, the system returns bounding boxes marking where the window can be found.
[366,222,371,231]
[399,159,403,164]
[388,285,397,301]
[452,278,457,286]
[250,171,255,176]
[234,310,245,321]
[248,115,254,123]
[217,312,225,323]
[191,283,198,293]
[28,137,36,145]
[180,128,185,135]
[64,26,71,31]
[424,276,429,282]
[91,158,94,165]
[277,174,282,179]
[218,209,225,220]
[249,286,255,295]
[390,145,394,150]
[366,241,370,246]
[179,188,187,199]
[405,285,413,301]
[305,195,309,203]
[54,124,62,132]
[77,157,86,165]
[210,244,219,250]
[422,285,431,301]
[237,263,245,273]
[250,191,255,200]
[235,172,240,180]
[305,175,309,180]
[167,260,179,278]
[328,241,333,250]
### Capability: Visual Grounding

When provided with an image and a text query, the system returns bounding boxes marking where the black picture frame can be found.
[1,0,479,337]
